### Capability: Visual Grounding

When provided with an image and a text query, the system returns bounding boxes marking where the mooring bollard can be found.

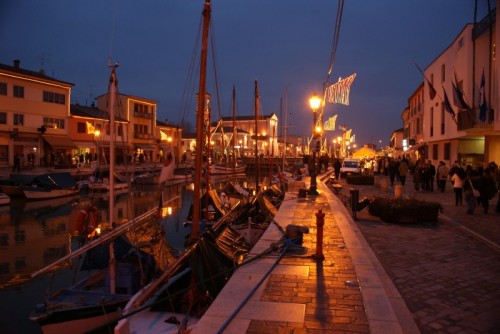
[314,209,325,260]
[350,187,359,220]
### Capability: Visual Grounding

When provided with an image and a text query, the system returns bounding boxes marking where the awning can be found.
[43,135,78,149]
[73,141,94,149]
[100,142,131,149]
[135,143,156,150]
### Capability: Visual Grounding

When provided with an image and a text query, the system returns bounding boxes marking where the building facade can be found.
[404,7,498,168]
[0,60,74,168]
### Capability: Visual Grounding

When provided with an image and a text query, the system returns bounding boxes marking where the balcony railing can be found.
[134,133,155,139]
[134,112,154,119]
[457,108,494,131]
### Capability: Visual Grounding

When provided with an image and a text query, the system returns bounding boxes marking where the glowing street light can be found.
[308,93,321,195]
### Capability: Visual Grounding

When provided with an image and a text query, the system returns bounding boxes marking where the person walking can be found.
[451,170,465,206]
[333,158,341,180]
[398,159,409,186]
[437,161,449,192]
[477,167,498,214]
[428,160,436,192]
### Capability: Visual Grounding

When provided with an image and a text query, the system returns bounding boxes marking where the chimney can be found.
[13,59,20,68]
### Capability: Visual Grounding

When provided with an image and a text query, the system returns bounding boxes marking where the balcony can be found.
[134,111,153,119]
[134,133,154,139]
[457,108,494,131]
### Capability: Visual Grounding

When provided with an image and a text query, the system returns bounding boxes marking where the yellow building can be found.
[0,59,74,168]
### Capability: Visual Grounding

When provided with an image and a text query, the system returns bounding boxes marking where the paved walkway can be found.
[345,175,500,334]
[195,172,500,333]
[195,175,419,334]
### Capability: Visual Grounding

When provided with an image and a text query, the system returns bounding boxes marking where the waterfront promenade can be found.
[195,172,500,333]
[2,165,499,333]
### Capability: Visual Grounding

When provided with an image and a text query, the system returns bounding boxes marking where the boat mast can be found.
[254,80,260,191]
[232,85,236,172]
[192,0,211,239]
[108,61,118,294]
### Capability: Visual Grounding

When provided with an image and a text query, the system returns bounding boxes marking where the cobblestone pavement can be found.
[334,174,500,334]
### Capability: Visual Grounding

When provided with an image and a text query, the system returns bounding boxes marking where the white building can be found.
[421,7,498,167]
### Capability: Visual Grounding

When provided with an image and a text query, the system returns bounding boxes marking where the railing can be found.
[457,108,494,131]
[133,111,153,119]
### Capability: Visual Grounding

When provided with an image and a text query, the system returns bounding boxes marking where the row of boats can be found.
[28,180,286,334]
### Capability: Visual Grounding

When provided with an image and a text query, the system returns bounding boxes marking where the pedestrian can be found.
[388,159,398,186]
[477,167,497,214]
[463,170,477,214]
[437,161,449,192]
[333,158,341,180]
[398,159,409,186]
[427,160,436,192]
[451,170,465,205]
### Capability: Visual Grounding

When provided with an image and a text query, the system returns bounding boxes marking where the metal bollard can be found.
[314,209,325,261]
[350,187,359,220]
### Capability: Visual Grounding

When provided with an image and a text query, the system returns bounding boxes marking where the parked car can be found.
[340,158,361,178]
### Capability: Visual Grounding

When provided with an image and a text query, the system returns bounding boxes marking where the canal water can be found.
[0,182,199,334]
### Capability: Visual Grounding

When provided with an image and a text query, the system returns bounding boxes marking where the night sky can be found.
[0,1,490,147]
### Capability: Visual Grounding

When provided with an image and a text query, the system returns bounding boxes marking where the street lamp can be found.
[309,93,321,195]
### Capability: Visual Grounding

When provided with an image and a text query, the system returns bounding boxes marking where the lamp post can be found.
[309,94,321,195]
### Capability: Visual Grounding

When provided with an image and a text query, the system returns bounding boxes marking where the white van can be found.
[340,158,360,178]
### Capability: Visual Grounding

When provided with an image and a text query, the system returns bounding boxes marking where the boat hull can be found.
[33,305,124,334]
[210,164,246,175]
[23,188,79,200]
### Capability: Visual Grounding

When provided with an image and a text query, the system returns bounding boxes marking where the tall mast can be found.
[232,85,236,172]
[254,80,260,191]
[108,62,118,294]
[192,0,211,239]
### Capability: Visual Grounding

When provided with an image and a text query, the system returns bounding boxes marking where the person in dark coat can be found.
[477,167,497,214]
[333,158,341,180]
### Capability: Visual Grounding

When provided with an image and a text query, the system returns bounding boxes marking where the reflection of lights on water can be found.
[161,207,173,216]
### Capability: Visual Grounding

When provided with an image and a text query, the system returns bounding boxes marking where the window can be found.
[14,114,24,126]
[43,117,65,129]
[432,144,438,160]
[0,82,6,95]
[430,107,434,137]
[0,112,6,124]
[440,103,445,135]
[444,143,451,160]
[441,64,446,83]
[13,85,24,98]
[118,124,123,136]
[77,122,86,133]
[43,91,66,105]
[134,103,149,113]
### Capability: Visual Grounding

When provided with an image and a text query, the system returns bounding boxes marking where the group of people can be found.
[446,160,499,214]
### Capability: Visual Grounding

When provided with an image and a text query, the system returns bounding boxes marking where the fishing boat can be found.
[30,65,173,334]
[209,87,247,176]
[113,3,285,333]
[22,172,80,200]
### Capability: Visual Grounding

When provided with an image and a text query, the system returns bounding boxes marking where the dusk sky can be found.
[0,1,491,147]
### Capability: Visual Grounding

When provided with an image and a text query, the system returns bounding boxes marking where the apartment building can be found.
[404,7,499,167]
[0,60,74,167]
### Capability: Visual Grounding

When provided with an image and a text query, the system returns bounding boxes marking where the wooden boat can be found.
[113,3,285,332]
[30,66,174,334]
[22,172,80,200]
